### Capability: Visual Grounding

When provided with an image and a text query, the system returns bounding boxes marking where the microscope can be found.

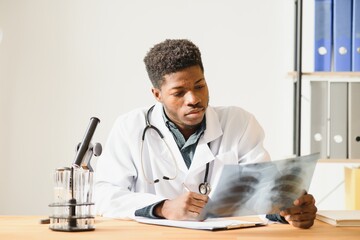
[49,117,101,231]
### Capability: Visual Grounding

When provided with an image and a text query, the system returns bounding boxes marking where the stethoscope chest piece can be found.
[199,182,211,195]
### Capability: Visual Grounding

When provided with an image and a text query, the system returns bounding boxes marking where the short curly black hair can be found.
[144,39,204,88]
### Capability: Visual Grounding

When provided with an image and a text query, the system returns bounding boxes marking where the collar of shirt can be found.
[161,107,206,149]
[161,107,206,169]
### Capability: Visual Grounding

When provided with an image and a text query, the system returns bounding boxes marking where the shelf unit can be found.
[292,2,360,210]
[293,1,360,160]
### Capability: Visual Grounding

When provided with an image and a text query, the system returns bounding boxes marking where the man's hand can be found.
[154,191,208,220]
[280,194,317,229]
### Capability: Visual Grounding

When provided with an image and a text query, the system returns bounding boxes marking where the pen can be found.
[183,183,191,192]
[39,218,50,224]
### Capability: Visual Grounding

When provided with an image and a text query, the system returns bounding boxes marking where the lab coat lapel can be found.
[149,103,189,173]
[189,106,223,173]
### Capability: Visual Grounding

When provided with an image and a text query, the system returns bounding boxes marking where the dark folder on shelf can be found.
[314,0,333,71]
[329,82,348,158]
[353,0,360,71]
[333,0,353,71]
[348,82,360,158]
[311,81,328,158]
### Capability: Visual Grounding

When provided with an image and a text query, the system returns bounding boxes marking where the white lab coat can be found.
[94,103,270,219]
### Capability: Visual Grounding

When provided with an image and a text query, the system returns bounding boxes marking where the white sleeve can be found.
[93,117,166,219]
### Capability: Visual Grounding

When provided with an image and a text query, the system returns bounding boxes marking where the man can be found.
[94,39,317,229]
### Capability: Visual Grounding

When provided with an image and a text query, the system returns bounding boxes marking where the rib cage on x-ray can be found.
[199,153,319,219]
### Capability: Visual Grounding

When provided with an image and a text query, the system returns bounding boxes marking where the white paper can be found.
[134,217,265,230]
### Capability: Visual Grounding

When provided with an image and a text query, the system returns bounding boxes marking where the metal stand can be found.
[49,167,95,232]
[294,0,303,157]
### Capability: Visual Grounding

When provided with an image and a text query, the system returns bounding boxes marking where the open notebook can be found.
[135,217,266,231]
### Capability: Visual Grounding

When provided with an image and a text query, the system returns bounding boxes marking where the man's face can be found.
[152,65,209,133]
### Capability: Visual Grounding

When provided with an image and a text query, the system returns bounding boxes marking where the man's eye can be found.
[173,91,184,97]
[195,85,205,90]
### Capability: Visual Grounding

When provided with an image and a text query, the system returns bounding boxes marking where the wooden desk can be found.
[1,216,359,240]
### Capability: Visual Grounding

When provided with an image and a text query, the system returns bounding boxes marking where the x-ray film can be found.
[200,153,319,219]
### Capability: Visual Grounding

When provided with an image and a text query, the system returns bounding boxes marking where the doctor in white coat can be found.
[94,39,317,229]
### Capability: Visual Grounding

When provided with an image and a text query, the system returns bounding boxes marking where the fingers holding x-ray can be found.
[200,154,318,219]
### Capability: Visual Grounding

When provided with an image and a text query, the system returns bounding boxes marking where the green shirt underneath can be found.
[162,108,206,169]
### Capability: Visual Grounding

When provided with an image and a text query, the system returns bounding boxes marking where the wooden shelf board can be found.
[288,72,360,77]
[318,159,360,164]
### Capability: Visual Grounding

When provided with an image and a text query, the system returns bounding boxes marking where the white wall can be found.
[0,0,295,215]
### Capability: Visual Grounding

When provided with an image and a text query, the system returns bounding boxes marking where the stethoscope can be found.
[140,105,211,195]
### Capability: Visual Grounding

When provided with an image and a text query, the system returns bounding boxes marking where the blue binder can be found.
[333,0,353,71]
[314,0,333,71]
[353,0,360,71]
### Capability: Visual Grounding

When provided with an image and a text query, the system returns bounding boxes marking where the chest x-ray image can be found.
[200,153,319,219]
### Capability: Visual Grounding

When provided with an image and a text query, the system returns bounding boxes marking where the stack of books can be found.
[316,210,360,226]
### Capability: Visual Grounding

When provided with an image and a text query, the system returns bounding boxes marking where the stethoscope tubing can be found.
[140,105,211,195]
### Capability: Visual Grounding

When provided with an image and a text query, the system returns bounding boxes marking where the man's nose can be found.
[185,91,200,105]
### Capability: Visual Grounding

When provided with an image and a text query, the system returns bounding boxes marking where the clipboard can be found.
[134,217,266,231]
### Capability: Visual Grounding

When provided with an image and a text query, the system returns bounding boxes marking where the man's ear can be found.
[151,88,162,102]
